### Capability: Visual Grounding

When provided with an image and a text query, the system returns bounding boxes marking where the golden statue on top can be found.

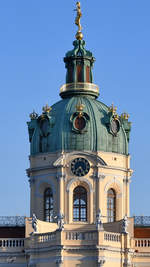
[75,2,83,40]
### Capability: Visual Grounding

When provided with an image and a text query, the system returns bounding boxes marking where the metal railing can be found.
[0,216,25,227]
[134,216,150,226]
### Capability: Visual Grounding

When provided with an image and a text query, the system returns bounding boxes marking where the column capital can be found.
[56,174,66,181]
[123,177,131,184]
[98,174,105,180]
[91,174,105,180]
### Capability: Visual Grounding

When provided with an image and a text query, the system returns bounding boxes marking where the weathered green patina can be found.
[27,39,131,156]
[64,40,95,85]
[27,96,131,155]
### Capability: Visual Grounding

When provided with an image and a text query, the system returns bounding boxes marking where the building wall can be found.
[29,151,131,224]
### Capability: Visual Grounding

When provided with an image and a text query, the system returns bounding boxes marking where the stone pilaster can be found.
[56,173,65,215]
[97,171,105,215]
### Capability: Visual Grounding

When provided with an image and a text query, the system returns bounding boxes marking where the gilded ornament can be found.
[108,103,117,115]
[29,110,38,120]
[113,114,119,120]
[76,102,85,117]
[121,112,129,120]
[75,2,83,40]
[42,104,52,113]
[76,103,85,112]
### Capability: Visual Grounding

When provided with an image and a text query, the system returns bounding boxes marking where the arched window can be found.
[86,66,90,82]
[73,186,87,222]
[107,188,116,222]
[44,188,53,222]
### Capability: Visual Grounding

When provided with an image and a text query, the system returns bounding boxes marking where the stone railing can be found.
[0,238,24,248]
[135,238,150,248]
[37,232,57,243]
[28,230,122,249]
[104,232,121,242]
[28,231,58,249]
[66,231,97,241]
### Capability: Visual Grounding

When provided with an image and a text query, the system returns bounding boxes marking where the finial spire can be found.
[75,2,83,40]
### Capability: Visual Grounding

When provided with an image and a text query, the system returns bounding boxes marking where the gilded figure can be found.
[75,2,82,33]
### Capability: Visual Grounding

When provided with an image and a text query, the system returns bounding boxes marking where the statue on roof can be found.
[75,2,82,32]
[32,213,38,234]
[74,2,83,40]
[96,209,103,230]
[122,215,129,234]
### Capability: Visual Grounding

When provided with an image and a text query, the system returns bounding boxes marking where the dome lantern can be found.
[60,2,99,99]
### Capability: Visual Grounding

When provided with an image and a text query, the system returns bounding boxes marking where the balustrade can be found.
[104,232,120,242]
[0,238,24,248]
[66,231,97,241]
[37,232,57,243]
[135,238,150,247]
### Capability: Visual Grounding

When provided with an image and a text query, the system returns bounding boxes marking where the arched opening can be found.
[86,66,90,82]
[77,64,82,82]
[107,188,116,222]
[73,186,87,222]
[44,188,53,222]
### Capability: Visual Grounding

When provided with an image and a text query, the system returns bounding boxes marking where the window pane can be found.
[44,188,53,222]
[107,189,116,222]
[73,186,87,222]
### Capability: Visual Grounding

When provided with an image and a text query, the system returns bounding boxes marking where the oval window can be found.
[74,116,86,131]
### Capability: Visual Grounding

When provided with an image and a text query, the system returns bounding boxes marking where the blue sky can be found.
[0,0,150,216]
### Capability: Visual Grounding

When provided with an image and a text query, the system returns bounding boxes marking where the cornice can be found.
[0,252,25,257]
[25,245,63,254]
[98,165,133,175]
[134,252,150,257]
[26,165,56,177]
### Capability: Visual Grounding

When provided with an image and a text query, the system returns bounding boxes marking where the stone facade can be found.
[0,3,150,267]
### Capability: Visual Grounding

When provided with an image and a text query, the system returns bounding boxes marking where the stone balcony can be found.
[26,229,122,250]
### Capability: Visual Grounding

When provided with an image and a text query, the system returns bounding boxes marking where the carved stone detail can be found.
[98,174,105,180]
[56,256,63,267]
[56,174,66,181]
[98,257,105,267]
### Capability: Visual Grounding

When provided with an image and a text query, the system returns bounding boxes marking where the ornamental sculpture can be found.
[96,209,103,230]
[122,215,129,234]
[55,212,65,230]
[42,104,52,114]
[75,2,83,40]
[32,213,38,234]
[108,103,117,115]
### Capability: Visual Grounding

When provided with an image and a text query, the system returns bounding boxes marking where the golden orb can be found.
[76,31,83,40]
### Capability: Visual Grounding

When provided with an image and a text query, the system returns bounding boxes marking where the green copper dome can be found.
[27,96,131,155]
[27,38,131,156]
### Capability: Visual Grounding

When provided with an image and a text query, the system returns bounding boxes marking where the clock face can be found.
[110,119,120,135]
[71,158,90,177]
